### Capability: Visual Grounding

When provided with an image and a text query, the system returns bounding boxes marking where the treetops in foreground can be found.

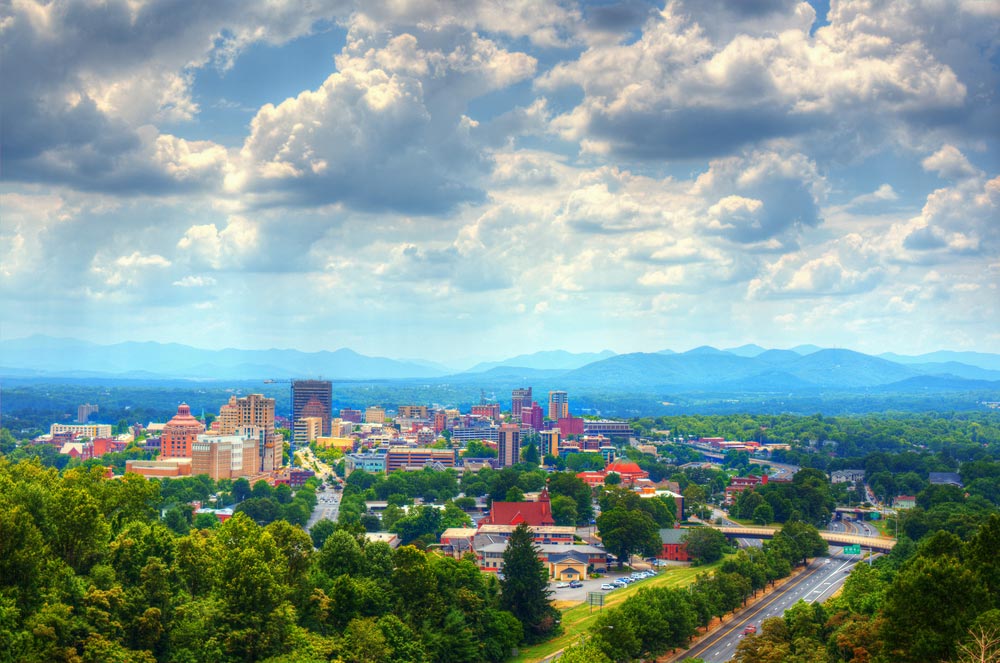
[0,458,532,663]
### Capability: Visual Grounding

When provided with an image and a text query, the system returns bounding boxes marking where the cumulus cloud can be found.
[540,0,983,160]
[922,145,979,180]
[231,26,536,212]
[177,215,259,269]
[1,0,344,193]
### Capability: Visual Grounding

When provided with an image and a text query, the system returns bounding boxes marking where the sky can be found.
[2,0,999,364]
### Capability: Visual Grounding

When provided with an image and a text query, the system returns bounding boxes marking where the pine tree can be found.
[500,522,558,643]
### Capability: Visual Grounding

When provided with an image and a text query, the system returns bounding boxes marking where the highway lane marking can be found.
[679,561,829,660]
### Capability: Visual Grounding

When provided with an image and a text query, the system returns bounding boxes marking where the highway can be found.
[676,550,864,663]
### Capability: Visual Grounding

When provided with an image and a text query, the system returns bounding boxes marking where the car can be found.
[569,581,583,588]
[600,583,616,590]
[556,582,570,588]
[742,625,757,636]
[613,579,628,587]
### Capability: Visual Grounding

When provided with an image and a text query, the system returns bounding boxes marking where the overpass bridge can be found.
[711,526,896,552]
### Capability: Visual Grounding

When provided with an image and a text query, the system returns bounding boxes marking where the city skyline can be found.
[2,0,998,364]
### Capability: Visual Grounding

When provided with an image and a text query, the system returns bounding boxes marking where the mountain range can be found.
[2,335,999,395]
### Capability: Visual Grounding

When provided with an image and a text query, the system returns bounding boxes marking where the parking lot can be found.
[549,568,659,603]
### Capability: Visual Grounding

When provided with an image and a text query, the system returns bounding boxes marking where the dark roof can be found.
[929,472,963,487]
[659,528,688,545]
[548,550,590,564]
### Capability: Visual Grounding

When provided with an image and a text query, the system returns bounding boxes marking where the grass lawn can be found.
[512,560,726,663]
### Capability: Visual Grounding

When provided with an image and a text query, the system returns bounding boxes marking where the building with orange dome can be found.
[160,404,205,459]
[575,458,649,487]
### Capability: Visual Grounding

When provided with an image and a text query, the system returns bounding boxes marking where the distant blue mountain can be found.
[724,344,768,357]
[465,349,616,373]
[880,351,1000,372]
[0,335,446,380]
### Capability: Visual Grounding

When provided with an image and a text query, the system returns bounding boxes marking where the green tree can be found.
[500,523,557,643]
[682,527,728,564]
[521,442,540,466]
[597,507,660,568]
[310,519,337,549]
[752,503,774,525]
[550,495,579,526]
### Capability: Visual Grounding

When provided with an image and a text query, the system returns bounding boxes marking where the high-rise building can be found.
[161,404,205,459]
[214,393,281,472]
[548,391,569,421]
[498,424,521,468]
[511,387,532,418]
[192,434,259,481]
[292,380,332,435]
[293,417,324,446]
[539,429,560,458]
[365,406,386,424]
[77,403,99,423]
[472,404,501,421]
[522,402,544,430]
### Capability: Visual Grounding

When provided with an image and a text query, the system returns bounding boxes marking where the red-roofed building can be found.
[604,459,649,485]
[724,474,768,505]
[483,489,555,526]
[575,459,650,487]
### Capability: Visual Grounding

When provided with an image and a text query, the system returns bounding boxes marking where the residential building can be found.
[76,403,99,423]
[292,380,332,435]
[831,469,865,484]
[511,387,532,418]
[293,416,324,446]
[548,391,569,421]
[433,410,448,432]
[160,404,205,459]
[50,423,113,439]
[497,423,521,468]
[365,406,386,424]
[539,429,560,458]
[929,472,963,487]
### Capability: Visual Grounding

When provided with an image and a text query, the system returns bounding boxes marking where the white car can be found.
[556,582,570,589]
[601,583,616,590]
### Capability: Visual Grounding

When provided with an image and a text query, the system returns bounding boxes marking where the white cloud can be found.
[922,145,980,180]
[177,215,259,269]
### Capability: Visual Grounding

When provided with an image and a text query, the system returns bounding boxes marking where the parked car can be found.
[556,582,570,589]
[569,581,583,588]
[601,583,616,590]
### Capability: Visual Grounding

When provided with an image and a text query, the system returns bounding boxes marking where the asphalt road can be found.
[677,550,863,663]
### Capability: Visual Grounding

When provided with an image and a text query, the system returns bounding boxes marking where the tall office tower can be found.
[511,387,532,418]
[539,429,560,459]
[548,391,569,421]
[292,380,332,435]
[498,423,521,468]
[215,393,280,471]
[161,404,205,459]
[365,406,386,424]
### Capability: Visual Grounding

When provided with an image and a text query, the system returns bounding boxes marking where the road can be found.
[307,489,340,530]
[677,550,864,663]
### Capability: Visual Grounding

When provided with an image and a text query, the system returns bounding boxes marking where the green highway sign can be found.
[843,544,861,555]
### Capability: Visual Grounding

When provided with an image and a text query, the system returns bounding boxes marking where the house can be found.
[658,528,691,562]
[929,472,963,487]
